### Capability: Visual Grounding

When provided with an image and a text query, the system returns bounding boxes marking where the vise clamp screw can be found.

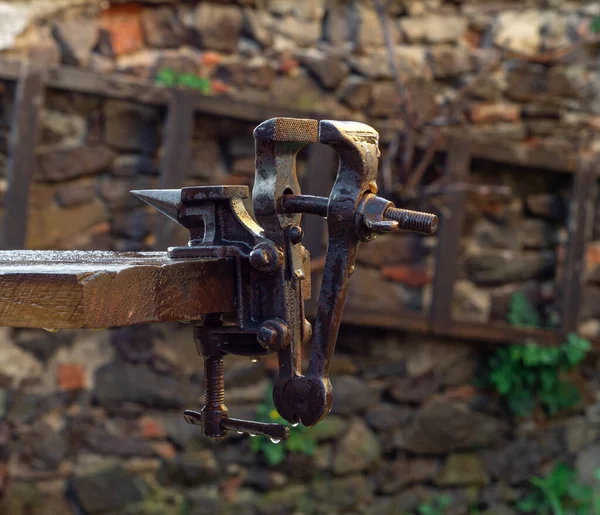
[132,118,437,442]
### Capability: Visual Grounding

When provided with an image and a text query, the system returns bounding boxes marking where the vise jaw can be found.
[132,118,437,442]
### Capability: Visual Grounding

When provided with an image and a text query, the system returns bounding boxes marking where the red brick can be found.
[469,102,521,124]
[57,363,86,391]
[586,242,600,271]
[100,3,144,57]
[152,442,176,460]
[139,416,167,440]
[279,57,299,75]
[202,51,223,67]
[211,80,230,94]
[442,385,477,401]
[381,265,432,288]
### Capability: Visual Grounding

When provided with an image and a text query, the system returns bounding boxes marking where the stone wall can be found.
[1,0,600,151]
[0,1,599,515]
[0,324,598,515]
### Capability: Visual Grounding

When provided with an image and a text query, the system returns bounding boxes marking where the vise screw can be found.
[132,118,437,442]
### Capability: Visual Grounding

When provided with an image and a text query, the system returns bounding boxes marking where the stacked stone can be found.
[0,1,598,514]
[0,324,597,514]
[0,1,598,153]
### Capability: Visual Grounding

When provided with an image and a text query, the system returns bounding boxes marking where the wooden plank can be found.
[156,89,195,249]
[0,59,585,174]
[0,251,235,329]
[560,154,598,335]
[342,308,600,350]
[1,61,46,249]
[376,124,578,173]
[301,143,338,312]
[429,140,471,333]
[0,59,323,124]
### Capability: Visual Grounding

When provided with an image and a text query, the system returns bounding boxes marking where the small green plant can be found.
[481,333,590,417]
[591,16,600,34]
[415,495,452,515]
[508,291,540,329]
[250,384,316,466]
[479,293,591,417]
[516,463,600,515]
[155,68,212,94]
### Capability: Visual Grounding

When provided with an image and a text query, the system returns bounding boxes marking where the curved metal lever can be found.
[274,120,381,426]
[253,118,319,424]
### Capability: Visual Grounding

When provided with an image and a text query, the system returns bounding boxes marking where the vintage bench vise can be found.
[129,118,438,442]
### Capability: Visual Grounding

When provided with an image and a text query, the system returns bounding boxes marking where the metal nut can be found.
[249,244,281,273]
[256,319,290,352]
[250,248,271,269]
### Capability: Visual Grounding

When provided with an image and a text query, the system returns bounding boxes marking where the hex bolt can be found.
[249,248,272,269]
[383,207,438,235]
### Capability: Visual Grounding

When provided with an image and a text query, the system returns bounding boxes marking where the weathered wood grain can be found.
[156,89,195,249]
[342,308,600,350]
[0,58,583,173]
[0,251,235,329]
[1,60,46,249]
[0,59,322,124]
[429,139,471,334]
[560,154,598,334]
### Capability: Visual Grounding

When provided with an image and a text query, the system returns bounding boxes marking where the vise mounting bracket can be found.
[132,118,438,442]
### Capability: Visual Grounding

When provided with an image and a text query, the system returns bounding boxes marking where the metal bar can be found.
[156,89,195,249]
[0,250,236,329]
[429,139,471,333]
[281,194,328,217]
[1,61,46,249]
[560,153,598,335]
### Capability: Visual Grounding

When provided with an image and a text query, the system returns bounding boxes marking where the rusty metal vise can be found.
[132,118,438,442]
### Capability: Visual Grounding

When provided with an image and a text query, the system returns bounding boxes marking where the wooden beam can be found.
[0,59,585,174]
[429,139,471,333]
[1,61,46,249]
[0,59,323,124]
[560,154,598,335]
[0,251,235,329]
[301,143,337,313]
[342,308,600,350]
[376,125,579,173]
[156,89,195,249]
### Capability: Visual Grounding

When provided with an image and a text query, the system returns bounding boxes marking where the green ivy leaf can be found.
[155,68,178,87]
[516,494,543,513]
[565,482,592,504]
[262,441,286,465]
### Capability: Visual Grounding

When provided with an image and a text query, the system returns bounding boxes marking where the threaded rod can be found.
[384,207,438,234]
[205,356,225,408]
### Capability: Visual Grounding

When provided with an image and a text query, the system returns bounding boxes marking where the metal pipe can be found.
[281,194,328,217]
